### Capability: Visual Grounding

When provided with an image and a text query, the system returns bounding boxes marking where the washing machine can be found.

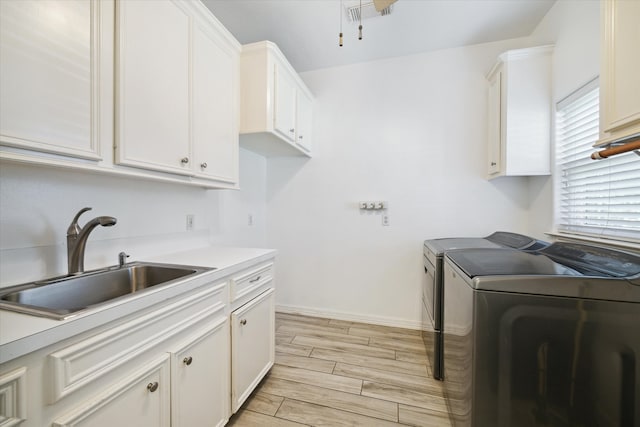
[422,232,547,380]
[442,243,640,427]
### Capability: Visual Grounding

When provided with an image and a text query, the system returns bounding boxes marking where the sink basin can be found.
[0,262,213,320]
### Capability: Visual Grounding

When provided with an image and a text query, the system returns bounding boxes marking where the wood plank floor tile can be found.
[276,333,295,345]
[259,377,399,422]
[348,327,424,342]
[275,352,336,373]
[333,363,436,393]
[276,313,332,326]
[276,399,404,427]
[362,381,449,412]
[310,348,428,377]
[278,324,369,345]
[242,392,284,416]
[327,318,355,328]
[396,350,429,365]
[370,336,427,353]
[269,365,362,395]
[398,404,452,427]
[344,321,422,337]
[276,342,314,357]
[293,336,396,360]
[228,409,308,426]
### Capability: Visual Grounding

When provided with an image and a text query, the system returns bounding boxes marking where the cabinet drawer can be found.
[48,282,227,403]
[230,263,273,302]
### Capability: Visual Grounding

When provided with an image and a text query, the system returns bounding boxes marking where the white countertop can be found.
[0,246,276,364]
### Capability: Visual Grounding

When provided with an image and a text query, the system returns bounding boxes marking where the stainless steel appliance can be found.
[442,243,640,426]
[422,232,546,380]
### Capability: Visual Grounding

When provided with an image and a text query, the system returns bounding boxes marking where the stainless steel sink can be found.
[0,262,213,320]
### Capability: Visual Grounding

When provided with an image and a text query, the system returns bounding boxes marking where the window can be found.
[555,80,640,243]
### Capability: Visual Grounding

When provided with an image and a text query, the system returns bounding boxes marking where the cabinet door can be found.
[52,355,170,427]
[0,0,101,160]
[600,0,640,140]
[115,0,191,175]
[487,69,502,176]
[171,317,230,427]
[192,20,238,184]
[296,91,313,154]
[273,64,297,142]
[231,288,275,413]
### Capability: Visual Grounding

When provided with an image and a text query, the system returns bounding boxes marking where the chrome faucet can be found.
[67,207,117,274]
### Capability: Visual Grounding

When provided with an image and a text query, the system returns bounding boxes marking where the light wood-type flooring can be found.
[227,312,452,427]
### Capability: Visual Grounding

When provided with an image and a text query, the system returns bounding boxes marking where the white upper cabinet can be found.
[239,41,314,157]
[274,64,298,143]
[486,45,553,179]
[597,0,640,146]
[0,0,103,160]
[191,11,239,184]
[115,0,191,175]
[296,90,313,153]
[115,0,240,186]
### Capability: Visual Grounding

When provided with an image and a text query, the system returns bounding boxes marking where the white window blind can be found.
[556,81,640,242]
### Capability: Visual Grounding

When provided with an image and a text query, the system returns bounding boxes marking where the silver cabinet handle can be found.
[240,319,247,326]
[200,162,207,169]
[299,135,304,139]
[181,157,189,164]
[289,128,295,133]
[183,356,193,366]
[490,162,497,166]
[147,382,159,392]
[249,275,261,283]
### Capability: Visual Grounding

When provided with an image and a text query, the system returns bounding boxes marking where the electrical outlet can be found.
[186,214,194,230]
[382,214,390,226]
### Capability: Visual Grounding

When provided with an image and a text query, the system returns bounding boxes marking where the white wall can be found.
[266,38,537,328]
[526,0,600,239]
[0,148,267,287]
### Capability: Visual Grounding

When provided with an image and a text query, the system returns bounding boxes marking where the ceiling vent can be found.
[345,1,393,22]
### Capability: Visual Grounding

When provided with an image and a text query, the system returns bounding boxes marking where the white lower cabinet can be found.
[170,318,230,427]
[52,355,172,427]
[0,256,277,426]
[231,288,275,413]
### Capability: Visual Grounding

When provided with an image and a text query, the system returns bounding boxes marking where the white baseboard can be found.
[275,304,422,331]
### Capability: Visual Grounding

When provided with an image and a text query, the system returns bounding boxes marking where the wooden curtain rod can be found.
[591,140,640,160]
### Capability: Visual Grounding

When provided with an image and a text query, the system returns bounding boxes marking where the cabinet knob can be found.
[289,128,295,133]
[200,162,207,169]
[183,356,193,366]
[490,162,497,166]
[298,135,304,140]
[181,157,189,165]
[240,319,247,326]
[147,382,159,392]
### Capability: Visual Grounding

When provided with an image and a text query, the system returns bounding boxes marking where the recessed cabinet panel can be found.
[231,288,275,412]
[598,0,640,144]
[296,91,313,153]
[192,22,238,184]
[52,355,171,427]
[274,65,297,142]
[116,0,191,175]
[0,0,101,160]
[487,68,502,175]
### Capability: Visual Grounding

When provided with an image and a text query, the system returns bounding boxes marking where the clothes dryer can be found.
[442,243,640,426]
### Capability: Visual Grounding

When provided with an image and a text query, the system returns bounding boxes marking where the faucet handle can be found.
[67,207,92,236]
[118,252,130,268]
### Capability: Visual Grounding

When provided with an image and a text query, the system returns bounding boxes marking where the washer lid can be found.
[423,238,501,257]
[485,231,540,249]
[539,242,640,278]
[446,248,592,278]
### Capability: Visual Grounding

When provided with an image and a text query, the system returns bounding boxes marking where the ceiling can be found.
[202,0,556,72]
